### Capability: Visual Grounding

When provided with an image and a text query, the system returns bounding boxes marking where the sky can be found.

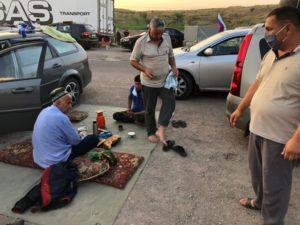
[115,0,279,11]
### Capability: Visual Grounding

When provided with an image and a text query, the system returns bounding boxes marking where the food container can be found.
[96,110,106,129]
[128,131,136,138]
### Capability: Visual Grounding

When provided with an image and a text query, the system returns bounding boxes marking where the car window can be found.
[84,25,95,32]
[47,37,77,55]
[212,36,244,56]
[165,29,175,36]
[70,25,83,37]
[190,32,229,52]
[15,45,42,79]
[57,24,71,33]
[45,46,53,60]
[0,52,17,82]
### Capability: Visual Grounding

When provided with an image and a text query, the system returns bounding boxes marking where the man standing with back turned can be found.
[130,17,179,145]
[229,6,300,225]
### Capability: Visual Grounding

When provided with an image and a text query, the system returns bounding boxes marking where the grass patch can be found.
[115,5,276,31]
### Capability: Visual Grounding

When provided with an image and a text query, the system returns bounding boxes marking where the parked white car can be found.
[174,28,250,99]
[225,24,269,133]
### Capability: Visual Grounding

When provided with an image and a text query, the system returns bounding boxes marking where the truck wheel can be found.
[175,71,194,100]
[64,78,81,105]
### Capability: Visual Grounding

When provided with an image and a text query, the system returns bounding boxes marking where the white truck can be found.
[0,0,114,37]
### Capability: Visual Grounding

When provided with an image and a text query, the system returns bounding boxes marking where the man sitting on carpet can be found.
[113,75,145,125]
[32,87,99,169]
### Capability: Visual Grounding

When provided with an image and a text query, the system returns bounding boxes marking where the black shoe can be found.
[163,140,175,151]
[171,120,187,128]
[172,145,187,157]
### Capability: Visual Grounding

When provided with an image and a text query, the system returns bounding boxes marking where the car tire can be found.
[64,78,81,105]
[175,71,194,100]
[84,45,91,50]
[130,40,137,51]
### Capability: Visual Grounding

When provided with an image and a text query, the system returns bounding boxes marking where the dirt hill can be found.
[115,5,277,31]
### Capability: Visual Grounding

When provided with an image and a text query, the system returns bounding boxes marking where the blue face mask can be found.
[265,25,287,51]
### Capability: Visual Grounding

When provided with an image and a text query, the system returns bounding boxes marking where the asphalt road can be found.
[1,47,299,225]
[81,47,300,225]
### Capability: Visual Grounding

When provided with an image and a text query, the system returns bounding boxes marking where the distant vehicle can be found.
[0,0,114,39]
[120,28,184,51]
[174,28,250,99]
[51,22,99,49]
[0,31,92,133]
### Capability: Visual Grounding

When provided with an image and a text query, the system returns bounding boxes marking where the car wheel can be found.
[84,45,91,50]
[130,40,137,51]
[175,71,194,100]
[64,78,81,105]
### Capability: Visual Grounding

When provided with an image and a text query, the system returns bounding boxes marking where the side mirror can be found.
[203,48,213,56]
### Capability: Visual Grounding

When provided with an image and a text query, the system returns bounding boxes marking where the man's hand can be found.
[125,109,134,115]
[144,68,154,79]
[282,137,300,160]
[229,109,243,127]
[133,110,145,115]
[171,67,179,77]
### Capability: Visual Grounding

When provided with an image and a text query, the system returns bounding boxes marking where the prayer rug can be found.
[0,139,144,189]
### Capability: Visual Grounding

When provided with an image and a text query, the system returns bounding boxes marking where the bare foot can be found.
[155,129,167,145]
[239,197,260,210]
[148,135,158,143]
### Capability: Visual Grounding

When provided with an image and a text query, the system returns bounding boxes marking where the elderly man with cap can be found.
[32,87,99,169]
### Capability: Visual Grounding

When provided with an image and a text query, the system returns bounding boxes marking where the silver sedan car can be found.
[174,28,250,99]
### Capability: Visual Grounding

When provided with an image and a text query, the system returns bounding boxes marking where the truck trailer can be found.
[0,0,114,37]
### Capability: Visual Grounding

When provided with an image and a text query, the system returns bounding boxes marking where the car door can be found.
[40,43,65,107]
[46,37,82,104]
[198,36,244,90]
[0,41,47,133]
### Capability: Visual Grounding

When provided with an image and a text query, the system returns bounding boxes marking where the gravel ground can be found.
[1,47,299,225]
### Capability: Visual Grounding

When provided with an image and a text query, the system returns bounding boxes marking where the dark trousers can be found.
[248,133,295,225]
[68,134,99,160]
[113,111,145,124]
[142,85,175,136]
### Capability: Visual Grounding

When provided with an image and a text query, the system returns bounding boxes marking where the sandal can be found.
[171,120,187,128]
[172,145,187,157]
[177,120,187,128]
[163,140,175,152]
[240,197,260,211]
[171,120,180,128]
[163,140,187,157]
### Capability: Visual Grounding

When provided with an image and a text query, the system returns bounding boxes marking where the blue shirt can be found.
[32,105,81,168]
[129,85,144,113]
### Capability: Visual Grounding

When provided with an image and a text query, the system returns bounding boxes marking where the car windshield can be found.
[189,32,229,52]
[85,25,95,32]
